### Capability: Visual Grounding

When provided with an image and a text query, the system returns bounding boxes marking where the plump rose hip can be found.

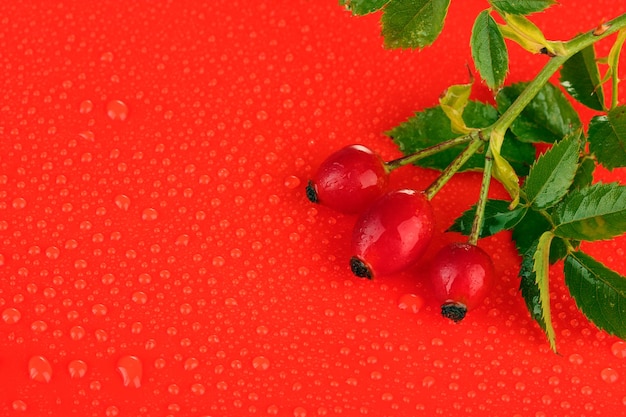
[350,189,434,279]
[306,144,389,214]
[427,242,495,322]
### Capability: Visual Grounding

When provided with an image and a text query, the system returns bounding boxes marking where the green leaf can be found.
[501,131,536,177]
[448,199,527,238]
[553,182,626,241]
[588,106,626,169]
[339,0,390,15]
[559,45,605,111]
[439,82,473,134]
[471,10,509,91]
[565,251,626,339]
[496,82,582,143]
[381,0,451,49]
[387,101,534,172]
[499,13,554,55]
[512,208,570,263]
[519,239,550,339]
[513,209,552,256]
[523,131,581,209]
[489,0,556,15]
[570,156,595,190]
[533,231,557,351]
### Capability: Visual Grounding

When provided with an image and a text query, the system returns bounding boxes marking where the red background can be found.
[1,1,626,416]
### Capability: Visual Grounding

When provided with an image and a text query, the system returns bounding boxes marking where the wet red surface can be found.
[1,1,625,416]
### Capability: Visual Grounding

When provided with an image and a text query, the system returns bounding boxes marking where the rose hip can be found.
[306,144,389,214]
[427,242,495,322]
[350,189,434,279]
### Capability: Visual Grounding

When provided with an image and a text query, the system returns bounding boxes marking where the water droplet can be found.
[611,341,626,359]
[2,307,21,324]
[12,400,27,412]
[68,360,88,378]
[70,326,86,340]
[191,383,206,395]
[79,100,94,114]
[422,376,435,388]
[398,293,424,313]
[293,407,307,417]
[252,356,270,371]
[104,406,119,417]
[184,357,199,371]
[117,355,143,388]
[78,130,95,142]
[142,208,158,221]
[114,195,131,211]
[28,356,53,383]
[12,198,27,210]
[601,367,619,383]
[107,100,129,121]
[284,175,301,189]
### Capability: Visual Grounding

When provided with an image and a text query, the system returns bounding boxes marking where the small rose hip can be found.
[426,242,495,322]
[306,144,389,214]
[350,189,434,279]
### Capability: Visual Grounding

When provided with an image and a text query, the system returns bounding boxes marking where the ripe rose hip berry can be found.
[427,242,495,322]
[306,144,389,214]
[350,189,434,279]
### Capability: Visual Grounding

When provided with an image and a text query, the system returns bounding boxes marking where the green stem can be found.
[491,12,626,138]
[424,135,484,200]
[384,135,474,171]
[468,147,493,246]
[609,29,626,109]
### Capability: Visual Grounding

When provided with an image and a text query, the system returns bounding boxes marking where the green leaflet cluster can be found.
[339,0,626,350]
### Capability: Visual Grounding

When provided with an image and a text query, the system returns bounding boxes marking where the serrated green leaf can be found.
[512,208,570,263]
[565,251,626,339]
[523,131,581,209]
[439,83,473,134]
[500,13,554,55]
[553,182,626,241]
[381,0,451,49]
[496,82,582,143]
[519,239,549,336]
[533,231,557,351]
[339,0,390,15]
[513,209,552,256]
[588,106,626,169]
[387,101,534,173]
[570,156,595,190]
[471,10,509,91]
[559,45,605,111]
[448,199,527,238]
[489,0,556,15]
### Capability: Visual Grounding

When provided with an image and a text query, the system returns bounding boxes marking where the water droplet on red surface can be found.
[28,356,53,383]
[79,100,94,114]
[117,355,143,388]
[252,356,270,371]
[142,208,158,221]
[79,130,95,142]
[2,307,21,324]
[611,341,626,358]
[68,360,88,378]
[284,175,301,189]
[107,100,129,121]
[397,293,424,313]
[12,198,27,209]
[600,367,619,383]
[114,195,131,211]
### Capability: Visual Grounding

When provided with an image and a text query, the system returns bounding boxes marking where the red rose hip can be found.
[306,144,389,214]
[350,189,434,279]
[427,242,495,322]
